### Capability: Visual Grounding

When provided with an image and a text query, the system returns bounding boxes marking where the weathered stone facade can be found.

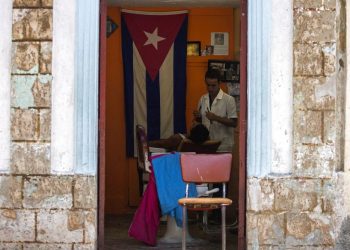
[1,0,350,249]
[0,0,97,249]
[247,0,350,249]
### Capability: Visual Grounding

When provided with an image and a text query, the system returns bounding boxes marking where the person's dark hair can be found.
[188,124,209,144]
[205,68,221,82]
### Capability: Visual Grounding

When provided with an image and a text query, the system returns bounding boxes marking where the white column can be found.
[270,0,293,174]
[247,0,293,176]
[0,0,12,172]
[74,0,99,174]
[247,0,271,176]
[51,0,99,174]
[51,0,76,173]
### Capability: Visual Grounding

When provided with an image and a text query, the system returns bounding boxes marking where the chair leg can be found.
[202,211,208,231]
[182,206,187,250]
[221,206,226,250]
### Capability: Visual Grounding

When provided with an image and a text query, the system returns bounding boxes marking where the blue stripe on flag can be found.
[122,18,135,156]
[173,16,188,134]
[146,74,161,140]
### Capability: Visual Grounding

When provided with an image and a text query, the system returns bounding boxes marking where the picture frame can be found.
[187,41,201,56]
[210,32,229,55]
[208,60,240,83]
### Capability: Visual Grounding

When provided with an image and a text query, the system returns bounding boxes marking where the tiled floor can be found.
[104,213,238,249]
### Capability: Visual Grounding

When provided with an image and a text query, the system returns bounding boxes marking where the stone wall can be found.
[247,0,350,249]
[0,0,97,249]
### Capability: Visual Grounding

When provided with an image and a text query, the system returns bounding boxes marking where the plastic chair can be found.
[178,153,232,250]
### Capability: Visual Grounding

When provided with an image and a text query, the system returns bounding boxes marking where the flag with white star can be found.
[121,9,188,156]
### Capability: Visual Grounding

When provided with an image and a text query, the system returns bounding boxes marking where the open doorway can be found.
[99,0,247,248]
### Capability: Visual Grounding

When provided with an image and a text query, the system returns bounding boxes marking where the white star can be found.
[144,27,166,50]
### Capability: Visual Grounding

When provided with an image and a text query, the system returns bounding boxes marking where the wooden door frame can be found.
[97,0,248,248]
[238,0,248,249]
[98,0,107,248]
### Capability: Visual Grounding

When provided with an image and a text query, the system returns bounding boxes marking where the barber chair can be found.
[135,125,189,244]
[136,124,166,193]
[177,138,221,153]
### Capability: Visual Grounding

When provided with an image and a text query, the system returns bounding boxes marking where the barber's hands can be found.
[205,111,218,122]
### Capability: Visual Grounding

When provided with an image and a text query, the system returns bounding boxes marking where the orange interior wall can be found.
[106,7,237,214]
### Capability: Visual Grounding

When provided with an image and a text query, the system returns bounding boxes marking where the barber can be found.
[193,68,238,153]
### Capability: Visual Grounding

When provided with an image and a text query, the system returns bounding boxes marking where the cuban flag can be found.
[121,10,188,156]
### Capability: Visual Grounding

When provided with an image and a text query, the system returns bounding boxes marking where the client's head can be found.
[188,124,209,144]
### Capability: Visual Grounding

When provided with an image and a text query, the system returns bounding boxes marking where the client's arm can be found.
[149,134,183,151]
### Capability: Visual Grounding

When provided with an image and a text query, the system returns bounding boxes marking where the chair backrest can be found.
[177,139,221,153]
[136,124,150,171]
[180,153,232,183]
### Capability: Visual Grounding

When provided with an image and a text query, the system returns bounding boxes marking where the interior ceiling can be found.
[107,0,240,8]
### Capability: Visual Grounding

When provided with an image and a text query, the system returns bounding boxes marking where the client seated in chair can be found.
[148,123,221,153]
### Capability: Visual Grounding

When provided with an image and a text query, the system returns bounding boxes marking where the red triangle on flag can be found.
[122,10,187,81]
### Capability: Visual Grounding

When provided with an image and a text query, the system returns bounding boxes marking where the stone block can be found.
[12,42,39,74]
[322,178,337,213]
[37,210,83,243]
[68,210,85,231]
[293,77,335,111]
[11,75,51,108]
[246,212,258,245]
[74,176,97,209]
[0,243,22,250]
[294,44,323,76]
[13,9,52,40]
[32,75,51,108]
[23,176,73,209]
[11,75,36,108]
[294,0,323,9]
[286,212,334,246]
[24,244,72,250]
[257,213,285,245]
[74,244,96,250]
[39,42,52,74]
[323,44,336,76]
[13,0,40,7]
[0,209,35,241]
[247,178,274,212]
[247,212,285,246]
[324,0,336,9]
[11,142,50,174]
[294,10,336,43]
[323,111,336,145]
[0,176,22,208]
[42,0,53,8]
[294,144,334,177]
[11,108,39,140]
[40,109,51,140]
[294,110,323,144]
[84,211,96,243]
[274,179,320,212]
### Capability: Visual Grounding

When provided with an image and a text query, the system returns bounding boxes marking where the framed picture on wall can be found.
[208,60,240,83]
[187,41,201,56]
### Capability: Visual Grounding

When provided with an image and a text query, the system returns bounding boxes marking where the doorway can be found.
[98,1,247,249]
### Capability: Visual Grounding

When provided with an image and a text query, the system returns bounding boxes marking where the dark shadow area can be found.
[105,213,238,249]
[336,216,350,250]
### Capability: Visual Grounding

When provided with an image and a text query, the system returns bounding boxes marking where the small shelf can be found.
[187,55,233,63]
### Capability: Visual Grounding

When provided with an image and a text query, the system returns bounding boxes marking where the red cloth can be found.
[128,169,160,246]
